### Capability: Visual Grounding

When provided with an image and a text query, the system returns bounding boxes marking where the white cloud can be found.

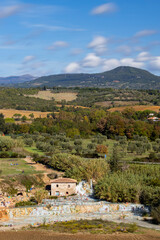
[64,62,81,73]
[103,59,120,71]
[23,55,35,63]
[120,58,144,68]
[82,53,102,68]
[103,57,144,71]
[0,5,23,19]
[48,41,68,50]
[64,48,160,75]
[88,36,108,55]
[137,52,151,61]
[134,30,157,38]
[25,23,85,32]
[91,2,118,15]
[149,57,160,71]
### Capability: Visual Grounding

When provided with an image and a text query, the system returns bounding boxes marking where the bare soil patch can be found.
[0,229,159,240]
[26,90,77,102]
[0,109,51,119]
[24,157,63,183]
[108,105,160,113]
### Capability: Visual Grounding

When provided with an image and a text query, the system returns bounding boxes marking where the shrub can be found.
[10,152,19,158]
[96,145,108,154]
[0,136,14,151]
[127,223,138,233]
[0,151,10,158]
[15,201,37,207]
[5,187,18,196]
[47,173,58,179]
[0,151,22,158]
[94,173,141,203]
[17,175,44,191]
[140,186,160,206]
[25,138,33,147]
[34,189,48,204]
[74,139,82,146]
[151,205,160,224]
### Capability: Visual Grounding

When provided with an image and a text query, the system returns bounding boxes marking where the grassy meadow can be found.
[0,158,38,176]
[24,146,45,156]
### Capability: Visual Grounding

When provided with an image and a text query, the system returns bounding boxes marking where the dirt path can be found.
[24,156,63,183]
[0,229,159,240]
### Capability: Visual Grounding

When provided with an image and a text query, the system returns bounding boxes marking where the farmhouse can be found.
[50,178,77,196]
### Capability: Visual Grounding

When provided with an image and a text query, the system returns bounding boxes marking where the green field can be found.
[0,158,39,176]
[24,146,45,156]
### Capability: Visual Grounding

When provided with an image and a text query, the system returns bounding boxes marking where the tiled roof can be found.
[50,178,77,183]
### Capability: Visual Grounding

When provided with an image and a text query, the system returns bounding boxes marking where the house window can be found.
[56,191,60,196]
[68,185,70,188]
[56,184,59,187]
[66,192,68,194]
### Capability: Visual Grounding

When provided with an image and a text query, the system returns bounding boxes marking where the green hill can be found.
[15,66,160,89]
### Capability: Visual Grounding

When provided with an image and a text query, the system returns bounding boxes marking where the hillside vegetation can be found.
[109,105,160,113]
[0,87,160,111]
[15,66,160,89]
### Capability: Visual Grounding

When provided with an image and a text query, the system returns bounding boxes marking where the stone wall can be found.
[0,202,147,222]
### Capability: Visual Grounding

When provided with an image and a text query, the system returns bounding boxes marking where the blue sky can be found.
[0,0,160,76]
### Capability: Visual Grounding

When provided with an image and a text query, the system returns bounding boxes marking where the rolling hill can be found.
[0,74,36,86]
[5,66,160,89]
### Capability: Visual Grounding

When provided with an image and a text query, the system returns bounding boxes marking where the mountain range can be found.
[1,66,160,89]
[0,74,36,86]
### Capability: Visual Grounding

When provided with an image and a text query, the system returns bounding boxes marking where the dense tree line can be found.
[2,108,160,140]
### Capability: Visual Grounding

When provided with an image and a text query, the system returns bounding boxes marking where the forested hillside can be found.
[15,66,160,89]
[0,87,160,110]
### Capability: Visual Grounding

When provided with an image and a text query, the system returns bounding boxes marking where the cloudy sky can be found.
[0,0,160,76]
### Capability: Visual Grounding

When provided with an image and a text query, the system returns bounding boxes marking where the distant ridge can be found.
[4,66,160,89]
[0,74,36,86]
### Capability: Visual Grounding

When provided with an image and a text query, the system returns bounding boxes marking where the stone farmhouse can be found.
[50,178,77,196]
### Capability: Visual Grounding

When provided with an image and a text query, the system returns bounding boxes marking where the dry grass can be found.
[25,91,77,102]
[51,92,77,102]
[0,109,52,119]
[56,104,89,109]
[0,229,159,240]
[108,105,160,113]
[95,101,140,107]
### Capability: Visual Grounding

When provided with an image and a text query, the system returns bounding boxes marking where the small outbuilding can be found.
[50,178,77,197]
